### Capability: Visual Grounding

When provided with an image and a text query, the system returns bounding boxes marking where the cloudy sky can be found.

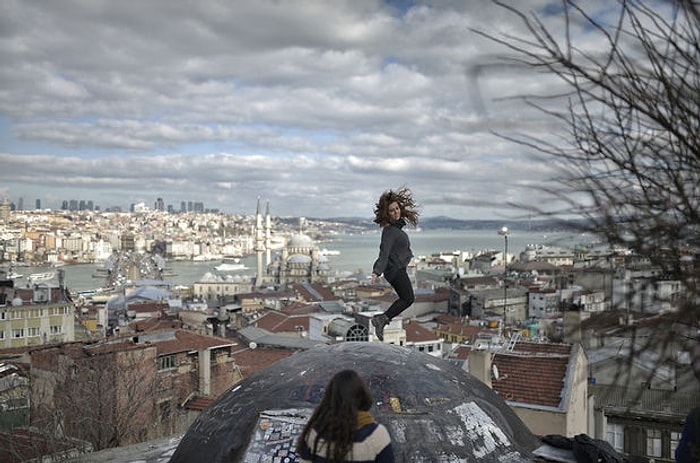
[0,0,608,219]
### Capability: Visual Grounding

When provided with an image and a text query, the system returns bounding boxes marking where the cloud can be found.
[0,0,615,219]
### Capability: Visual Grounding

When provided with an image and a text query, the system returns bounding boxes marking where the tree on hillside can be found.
[476,0,698,377]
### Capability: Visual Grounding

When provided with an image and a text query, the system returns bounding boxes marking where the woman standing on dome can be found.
[296,369,394,462]
[370,187,419,341]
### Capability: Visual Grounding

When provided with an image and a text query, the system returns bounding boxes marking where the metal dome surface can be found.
[170,342,539,462]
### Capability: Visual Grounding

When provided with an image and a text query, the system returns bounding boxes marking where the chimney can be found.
[563,308,590,343]
[468,349,494,389]
[198,348,211,396]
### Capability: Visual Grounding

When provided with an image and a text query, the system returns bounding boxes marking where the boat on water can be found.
[214,258,246,272]
[319,248,340,256]
[193,253,223,262]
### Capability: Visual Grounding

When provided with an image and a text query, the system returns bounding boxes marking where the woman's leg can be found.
[385,268,414,320]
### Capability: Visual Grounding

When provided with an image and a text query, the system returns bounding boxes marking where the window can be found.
[28,327,40,337]
[158,354,176,370]
[12,329,24,338]
[606,423,624,452]
[646,429,662,458]
[671,431,681,458]
[50,325,63,335]
[0,330,4,339]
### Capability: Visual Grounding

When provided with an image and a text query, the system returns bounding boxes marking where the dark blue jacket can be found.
[372,219,412,279]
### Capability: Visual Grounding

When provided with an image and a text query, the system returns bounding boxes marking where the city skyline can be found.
[0,1,631,220]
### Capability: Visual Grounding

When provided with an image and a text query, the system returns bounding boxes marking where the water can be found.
[323,228,592,273]
[8,229,594,293]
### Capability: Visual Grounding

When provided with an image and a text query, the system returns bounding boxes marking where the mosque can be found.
[253,198,332,289]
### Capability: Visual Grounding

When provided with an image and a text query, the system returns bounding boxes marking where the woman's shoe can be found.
[372,314,389,341]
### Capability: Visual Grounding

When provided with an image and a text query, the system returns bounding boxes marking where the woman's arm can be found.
[372,227,395,278]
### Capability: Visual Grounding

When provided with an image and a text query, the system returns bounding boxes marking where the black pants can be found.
[384,267,415,320]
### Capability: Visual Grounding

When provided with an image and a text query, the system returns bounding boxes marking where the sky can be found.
[0,0,614,220]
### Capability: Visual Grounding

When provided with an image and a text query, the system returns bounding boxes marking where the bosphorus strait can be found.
[11,229,594,293]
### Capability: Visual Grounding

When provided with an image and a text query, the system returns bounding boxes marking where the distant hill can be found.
[314,216,588,232]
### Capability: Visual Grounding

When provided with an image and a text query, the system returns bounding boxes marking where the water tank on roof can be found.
[12,296,23,307]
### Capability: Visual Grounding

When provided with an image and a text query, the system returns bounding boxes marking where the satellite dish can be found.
[249,342,257,350]
[492,364,500,381]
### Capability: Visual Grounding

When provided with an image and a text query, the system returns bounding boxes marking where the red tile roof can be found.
[154,330,236,356]
[184,395,215,411]
[444,344,472,361]
[403,320,441,343]
[290,283,336,301]
[280,301,318,315]
[231,346,296,378]
[128,301,167,310]
[492,342,573,409]
[256,310,310,333]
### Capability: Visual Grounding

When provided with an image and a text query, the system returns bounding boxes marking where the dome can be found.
[288,254,312,264]
[171,342,539,462]
[288,234,313,247]
[11,296,22,306]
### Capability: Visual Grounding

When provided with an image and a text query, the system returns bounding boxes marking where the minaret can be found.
[255,197,264,287]
[265,200,271,267]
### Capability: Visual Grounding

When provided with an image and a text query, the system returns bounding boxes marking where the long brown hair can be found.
[373,187,419,227]
[296,370,372,462]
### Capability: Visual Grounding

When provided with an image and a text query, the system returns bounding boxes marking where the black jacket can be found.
[372,219,413,279]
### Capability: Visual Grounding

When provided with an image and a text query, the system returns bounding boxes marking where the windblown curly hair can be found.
[373,187,419,227]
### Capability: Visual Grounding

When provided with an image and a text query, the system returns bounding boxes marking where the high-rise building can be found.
[155,197,165,212]
[35,199,41,210]
[17,197,24,211]
[0,197,10,222]
[180,201,186,213]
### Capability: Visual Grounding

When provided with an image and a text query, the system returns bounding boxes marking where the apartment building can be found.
[28,329,240,452]
[0,282,75,348]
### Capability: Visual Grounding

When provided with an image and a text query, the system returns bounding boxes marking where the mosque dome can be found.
[288,254,312,264]
[171,342,539,462]
[288,234,313,247]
